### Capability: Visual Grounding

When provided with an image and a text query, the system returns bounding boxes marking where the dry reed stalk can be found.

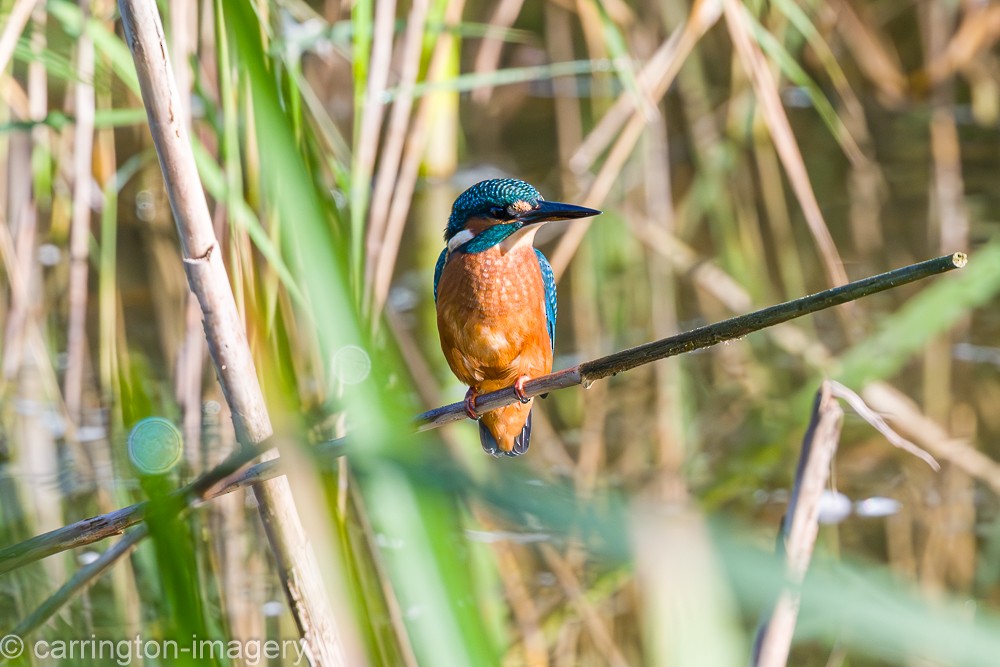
[633,506,742,666]
[553,621,582,667]
[0,218,70,417]
[418,254,966,429]
[63,0,96,425]
[116,1,357,663]
[470,0,526,104]
[862,383,1000,495]
[217,489,259,649]
[920,5,975,597]
[176,295,207,465]
[930,111,968,253]
[722,0,849,293]
[1,152,34,382]
[753,380,938,665]
[752,381,844,667]
[356,0,398,296]
[846,160,886,250]
[827,0,907,104]
[573,0,607,80]
[384,306,467,458]
[370,0,466,319]
[570,243,609,495]
[168,0,206,466]
[886,492,918,579]
[1,5,48,379]
[548,0,721,278]
[540,544,630,667]
[923,5,1000,87]
[545,1,584,195]
[363,0,430,307]
[0,0,39,75]
[754,139,807,292]
[643,122,688,499]
[471,507,549,667]
[344,483,421,667]
[10,527,147,638]
[568,0,722,175]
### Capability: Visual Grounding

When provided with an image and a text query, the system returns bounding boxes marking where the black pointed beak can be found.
[517,200,602,225]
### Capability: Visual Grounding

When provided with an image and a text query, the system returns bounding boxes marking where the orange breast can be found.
[436,244,553,394]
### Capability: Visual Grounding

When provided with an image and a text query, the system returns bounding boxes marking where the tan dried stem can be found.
[417,254,965,429]
[370,0,466,319]
[722,0,849,293]
[357,0,398,296]
[0,0,39,75]
[540,544,630,667]
[64,0,96,425]
[828,0,908,104]
[568,0,722,176]
[117,1,356,663]
[753,381,844,667]
[550,0,722,278]
[11,527,147,638]
[364,0,430,308]
[753,380,938,666]
[470,0,526,104]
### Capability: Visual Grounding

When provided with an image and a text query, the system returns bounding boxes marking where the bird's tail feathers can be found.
[479,408,532,457]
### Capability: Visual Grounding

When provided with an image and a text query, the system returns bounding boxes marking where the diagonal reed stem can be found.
[0,253,966,576]
[416,252,967,428]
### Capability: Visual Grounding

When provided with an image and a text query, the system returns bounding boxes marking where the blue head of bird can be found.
[442,178,600,256]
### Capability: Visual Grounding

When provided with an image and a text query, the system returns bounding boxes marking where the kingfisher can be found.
[434,178,600,457]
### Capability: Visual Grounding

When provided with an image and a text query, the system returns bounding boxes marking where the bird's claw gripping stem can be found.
[464,387,480,420]
[513,376,531,404]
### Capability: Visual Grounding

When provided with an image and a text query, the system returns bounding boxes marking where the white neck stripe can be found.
[447,229,475,253]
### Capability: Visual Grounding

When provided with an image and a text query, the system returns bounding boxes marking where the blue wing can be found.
[535,249,557,350]
[433,248,448,303]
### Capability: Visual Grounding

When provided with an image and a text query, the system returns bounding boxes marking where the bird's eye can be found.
[489,206,507,219]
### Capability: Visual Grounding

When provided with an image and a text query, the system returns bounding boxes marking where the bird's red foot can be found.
[513,376,532,404]
[464,387,480,420]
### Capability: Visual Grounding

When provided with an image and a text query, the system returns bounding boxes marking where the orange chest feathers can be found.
[436,245,553,390]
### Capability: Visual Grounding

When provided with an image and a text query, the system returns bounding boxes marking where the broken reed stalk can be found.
[416,252,968,429]
[0,253,965,576]
[117,1,350,664]
[0,445,284,574]
[3,442,313,634]
[751,381,844,667]
[10,527,148,638]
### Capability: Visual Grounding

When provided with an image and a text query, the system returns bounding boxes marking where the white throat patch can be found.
[447,229,475,253]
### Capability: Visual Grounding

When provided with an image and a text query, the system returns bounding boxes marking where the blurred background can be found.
[2,0,1000,664]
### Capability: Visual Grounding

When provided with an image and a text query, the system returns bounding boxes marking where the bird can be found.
[434,178,601,457]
